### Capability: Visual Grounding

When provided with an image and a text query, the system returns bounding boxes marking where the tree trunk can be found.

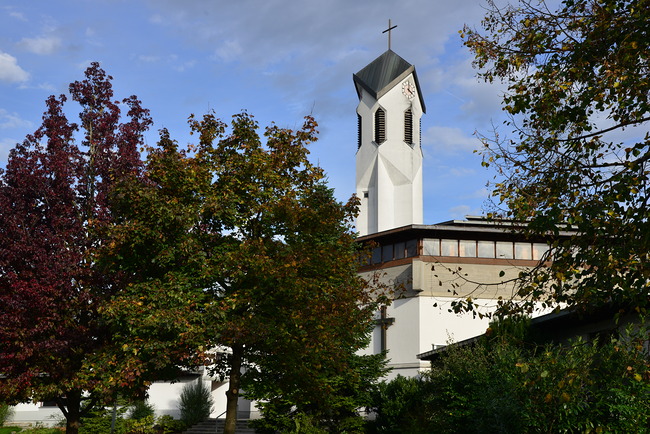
[224,343,243,434]
[58,390,82,434]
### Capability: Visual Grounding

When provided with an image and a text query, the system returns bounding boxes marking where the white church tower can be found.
[353,48,425,236]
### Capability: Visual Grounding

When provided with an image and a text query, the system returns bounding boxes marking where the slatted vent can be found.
[404,109,413,145]
[357,114,362,149]
[374,107,386,144]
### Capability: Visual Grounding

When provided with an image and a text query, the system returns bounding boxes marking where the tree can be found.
[462,0,650,314]
[106,111,385,434]
[0,63,153,434]
[200,113,382,433]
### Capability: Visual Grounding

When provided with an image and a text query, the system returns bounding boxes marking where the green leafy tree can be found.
[462,0,650,314]
[106,112,385,434]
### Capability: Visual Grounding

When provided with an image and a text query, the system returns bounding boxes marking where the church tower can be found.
[353,49,426,236]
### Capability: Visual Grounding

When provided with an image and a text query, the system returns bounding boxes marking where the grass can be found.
[0,428,63,434]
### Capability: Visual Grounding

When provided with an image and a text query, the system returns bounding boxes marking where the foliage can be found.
[424,337,526,433]
[0,404,12,426]
[250,352,388,433]
[368,375,438,434]
[462,0,650,314]
[3,429,62,434]
[75,405,182,434]
[77,405,128,434]
[372,317,650,433]
[107,111,386,433]
[127,400,155,421]
[178,380,213,427]
[514,321,650,432]
[0,63,153,433]
[154,415,186,434]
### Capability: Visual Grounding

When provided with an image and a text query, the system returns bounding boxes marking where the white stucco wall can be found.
[356,73,423,236]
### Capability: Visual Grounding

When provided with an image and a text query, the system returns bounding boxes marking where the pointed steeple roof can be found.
[353,50,426,112]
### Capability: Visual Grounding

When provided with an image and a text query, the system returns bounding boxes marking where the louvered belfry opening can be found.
[357,114,362,150]
[374,107,386,144]
[404,108,413,145]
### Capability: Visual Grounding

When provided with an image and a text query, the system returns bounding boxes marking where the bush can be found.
[78,406,128,434]
[128,400,155,421]
[155,415,186,434]
[178,380,213,427]
[368,375,437,434]
[0,404,13,426]
[371,318,650,433]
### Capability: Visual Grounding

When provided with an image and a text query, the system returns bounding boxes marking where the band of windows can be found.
[367,238,550,265]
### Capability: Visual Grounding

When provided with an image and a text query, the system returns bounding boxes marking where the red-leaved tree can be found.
[0,63,152,433]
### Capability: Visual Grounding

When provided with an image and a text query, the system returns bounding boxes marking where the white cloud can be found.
[138,55,161,63]
[214,39,243,63]
[18,36,62,55]
[2,5,26,21]
[0,109,33,130]
[9,11,26,21]
[448,205,471,219]
[0,52,29,83]
[466,187,490,200]
[423,125,480,153]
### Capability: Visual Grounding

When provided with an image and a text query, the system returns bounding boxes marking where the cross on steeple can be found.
[376,305,395,353]
[382,19,397,50]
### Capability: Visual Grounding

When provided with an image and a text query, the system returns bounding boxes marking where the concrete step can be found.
[183,418,255,434]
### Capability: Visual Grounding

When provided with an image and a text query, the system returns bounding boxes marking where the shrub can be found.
[78,406,128,434]
[178,380,213,427]
[0,404,13,426]
[371,317,650,433]
[128,400,155,420]
[155,415,186,434]
[369,375,437,434]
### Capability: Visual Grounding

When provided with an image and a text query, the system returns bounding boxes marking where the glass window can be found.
[496,241,514,259]
[478,241,495,258]
[515,242,532,260]
[394,242,405,259]
[371,246,382,264]
[423,239,439,256]
[459,240,477,257]
[382,244,393,262]
[441,239,458,257]
[405,239,418,257]
[532,243,550,260]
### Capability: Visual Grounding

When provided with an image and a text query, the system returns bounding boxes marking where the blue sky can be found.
[0,0,509,225]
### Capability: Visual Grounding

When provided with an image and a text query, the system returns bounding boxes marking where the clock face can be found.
[402,80,416,99]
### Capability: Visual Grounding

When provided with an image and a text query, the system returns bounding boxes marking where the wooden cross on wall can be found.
[376,305,395,353]
[382,19,397,50]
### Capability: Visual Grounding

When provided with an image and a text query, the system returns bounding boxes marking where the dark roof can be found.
[353,50,426,113]
[356,216,564,245]
[416,305,623,361]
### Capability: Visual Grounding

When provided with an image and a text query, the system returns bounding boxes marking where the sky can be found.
[0,0,510,225]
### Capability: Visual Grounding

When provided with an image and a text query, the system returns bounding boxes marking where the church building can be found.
[353,47,551,378]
